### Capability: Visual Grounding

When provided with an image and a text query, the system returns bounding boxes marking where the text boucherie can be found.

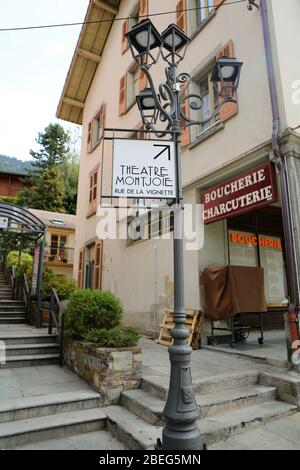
[202,163,277,223]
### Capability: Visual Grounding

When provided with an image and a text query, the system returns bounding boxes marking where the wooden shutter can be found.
[77,248,84,288]
[180,91,190,147]
[216,40,238,123]
[99,103,106,140]
[214,0,225,8]
[94,241,103,290]
[119,74,127,116]
[87,121,92,153]
[121,20,129,54]
[139,70,147,92]
[176,0,187,33]
[139,0,148,19]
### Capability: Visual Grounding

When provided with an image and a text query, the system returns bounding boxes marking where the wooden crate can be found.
[156,308,203,349]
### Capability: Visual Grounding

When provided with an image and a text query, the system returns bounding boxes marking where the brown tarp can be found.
[200,265,267,321]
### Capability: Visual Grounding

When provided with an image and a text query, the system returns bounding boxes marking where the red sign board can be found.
[201,162,277,224]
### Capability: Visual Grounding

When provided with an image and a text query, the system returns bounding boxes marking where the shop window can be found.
[228,230,287,305]
[258,235,287,305]
[228,230,258,267]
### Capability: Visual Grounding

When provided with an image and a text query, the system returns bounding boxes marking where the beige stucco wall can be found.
[268,0,300,130]
[73,0,298,333]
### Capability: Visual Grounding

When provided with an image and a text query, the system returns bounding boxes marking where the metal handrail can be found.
[48,288,65,367]
[22,273,31,322]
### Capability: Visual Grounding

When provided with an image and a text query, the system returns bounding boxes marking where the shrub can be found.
[41,266,77,301]
[64,289,123,339]
[0,196,19,205]
[83,326,141,348]
[6,251,33,279]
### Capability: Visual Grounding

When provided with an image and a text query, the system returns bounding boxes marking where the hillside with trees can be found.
[0,155,32,174]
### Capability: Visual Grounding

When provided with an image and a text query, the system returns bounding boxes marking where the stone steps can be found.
[105,400,297,450]
[141,371,259,401]
[0,301,25,306]
[0,407,106,449]
[0,317,27,324]
[0,390,101,423]
[121,385,278,425]
[12,430,127,450]
[0,334,57,345]
[1,353,60,368]
[5,343,59,356]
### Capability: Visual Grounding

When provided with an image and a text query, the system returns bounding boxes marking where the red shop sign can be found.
[200,162,277,224]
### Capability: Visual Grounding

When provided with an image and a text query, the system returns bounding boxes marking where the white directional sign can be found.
[112,139,176,199]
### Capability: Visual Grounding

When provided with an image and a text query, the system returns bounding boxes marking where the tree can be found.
[30,123,70,169]
[28,166,65,212]
[60,157,79,215]
[19,123,71,211]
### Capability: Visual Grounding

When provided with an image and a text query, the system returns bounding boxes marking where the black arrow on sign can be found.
[153,144,171,161]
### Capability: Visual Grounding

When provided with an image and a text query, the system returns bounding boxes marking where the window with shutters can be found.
[122,1,148,54]
[127,210,174,245]
[77,248,84,288]
[126,67,140,110]
[189,67,220,143]
[194,0,214,27]
[93,241,102,290]
[182,0,217,36]
[91,103,105,151]
[88,168,98,216]
[87,122,92,153]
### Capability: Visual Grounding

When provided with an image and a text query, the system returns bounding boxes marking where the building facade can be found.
[0,170,27,198]
[57,0,300,336]
[29,209,76,279]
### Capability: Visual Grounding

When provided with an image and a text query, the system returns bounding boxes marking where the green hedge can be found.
[83,326,141,348]
[64,289,123,339]
[6,251,33,279]
[41,266,76,300]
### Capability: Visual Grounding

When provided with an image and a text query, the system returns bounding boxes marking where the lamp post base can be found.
[156,426,204,451]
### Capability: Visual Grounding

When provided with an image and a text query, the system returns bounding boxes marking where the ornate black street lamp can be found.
[126,20,242,451]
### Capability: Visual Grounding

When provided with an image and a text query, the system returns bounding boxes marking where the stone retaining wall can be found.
[64,339,142,405]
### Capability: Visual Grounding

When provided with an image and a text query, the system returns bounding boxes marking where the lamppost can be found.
[126,19,243,451]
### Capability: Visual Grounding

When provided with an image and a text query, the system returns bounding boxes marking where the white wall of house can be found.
[70,0,300,333]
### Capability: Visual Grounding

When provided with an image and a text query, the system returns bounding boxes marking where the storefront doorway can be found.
[227,206,287,329]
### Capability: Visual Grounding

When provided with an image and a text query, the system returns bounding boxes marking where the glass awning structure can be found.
[0,202,46,244]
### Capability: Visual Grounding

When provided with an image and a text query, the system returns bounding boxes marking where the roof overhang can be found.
[56,0,120,125]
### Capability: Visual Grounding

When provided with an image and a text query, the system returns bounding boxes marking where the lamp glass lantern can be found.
[211,56,243,101]
[136,88,160,128]
[125,19,164,67]
[161,23,190,64]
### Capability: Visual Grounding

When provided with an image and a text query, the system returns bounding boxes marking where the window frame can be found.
[190,65,220,142]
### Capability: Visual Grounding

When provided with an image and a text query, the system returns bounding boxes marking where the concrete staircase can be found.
[0,371,297,449]
[0,390,107,449]
[0,272,60,367]
[104,371,298,449]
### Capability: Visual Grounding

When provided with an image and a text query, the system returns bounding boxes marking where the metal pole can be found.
[36,237,45,329]
[158,64,203,450]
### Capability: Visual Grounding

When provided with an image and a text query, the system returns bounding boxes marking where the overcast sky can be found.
[0,0,89,161]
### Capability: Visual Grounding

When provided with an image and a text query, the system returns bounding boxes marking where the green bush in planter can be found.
[64,289,123,339]
[41,266,76,301]
[83,326,141,348]
[6,251,33,279]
